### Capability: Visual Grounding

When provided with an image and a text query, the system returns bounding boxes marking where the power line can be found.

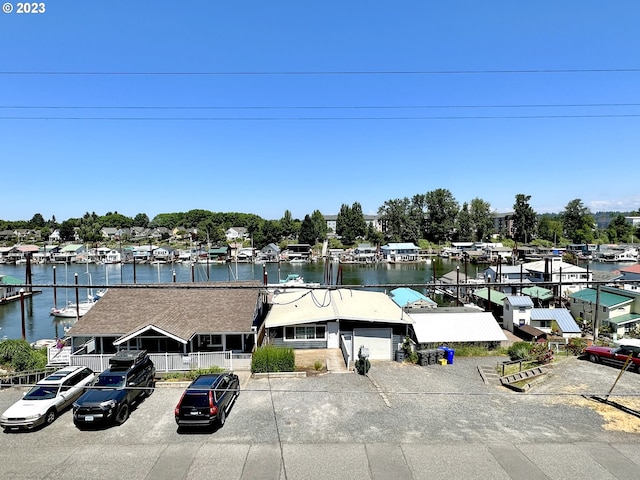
[2,103,640,110]
[1,68,639,75]
[1,114,640,121]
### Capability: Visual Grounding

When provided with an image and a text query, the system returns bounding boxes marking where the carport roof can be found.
[264,288,413,328]
[389,287,437,308]
[411,311,508,343]
[607,313,640,326]
[473,288,507,305]
[522,286,554,301]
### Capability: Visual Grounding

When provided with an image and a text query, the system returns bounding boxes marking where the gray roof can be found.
[505,296,534,307]
[66,283,261,342]
[412,311,508,343]
[264,288,412,328]
[530,308,581,334]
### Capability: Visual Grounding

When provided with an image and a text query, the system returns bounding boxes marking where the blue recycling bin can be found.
[438,346,455,364]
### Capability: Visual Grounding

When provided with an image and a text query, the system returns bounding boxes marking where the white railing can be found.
[340,334,352,369]
[67,351,253,372]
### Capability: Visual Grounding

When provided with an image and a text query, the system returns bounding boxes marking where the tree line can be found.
[1,191,638,249]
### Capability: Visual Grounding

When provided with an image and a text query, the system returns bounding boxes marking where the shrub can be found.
[507,342,534,361]
[531,342,554,364]
[0,339,47,372]
[251,345,295,373]
[313,360,323,371]
[162,366,225,381]
[355,357,371,375]
[566,337,588,356]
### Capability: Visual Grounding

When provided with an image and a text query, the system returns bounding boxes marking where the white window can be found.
[285,325,326,341]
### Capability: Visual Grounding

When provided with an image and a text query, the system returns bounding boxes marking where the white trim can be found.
[114,324,187,346]
[283,324,327,341]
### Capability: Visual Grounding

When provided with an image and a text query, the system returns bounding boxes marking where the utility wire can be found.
[2,114,640,121]
[2,103,640,110]
[1,68,639,75]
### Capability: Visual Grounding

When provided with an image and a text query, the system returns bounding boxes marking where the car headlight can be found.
[25,414,42,420]
[0,416,8,422]
[100,400,117,409]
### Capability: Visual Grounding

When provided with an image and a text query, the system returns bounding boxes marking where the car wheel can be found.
[589,354,599,363]
[45,408,57,426]
[115,403,130,425]
[219,409,226,427]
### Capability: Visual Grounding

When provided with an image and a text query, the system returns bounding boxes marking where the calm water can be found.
[0,259,622,343]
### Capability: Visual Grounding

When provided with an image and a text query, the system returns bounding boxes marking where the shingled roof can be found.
[66,282,262,343]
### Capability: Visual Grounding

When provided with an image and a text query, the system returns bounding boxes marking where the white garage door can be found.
[353,328,392,360]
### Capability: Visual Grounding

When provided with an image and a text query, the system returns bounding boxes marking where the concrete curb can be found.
[154,381,191,388]
[252,371,307,378]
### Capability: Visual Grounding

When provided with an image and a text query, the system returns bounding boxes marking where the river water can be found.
[0,259,622,343]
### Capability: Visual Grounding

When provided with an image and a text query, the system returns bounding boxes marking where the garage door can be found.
[353,328,392,360]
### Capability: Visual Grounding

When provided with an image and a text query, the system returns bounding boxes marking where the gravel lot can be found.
[1,356,640,479]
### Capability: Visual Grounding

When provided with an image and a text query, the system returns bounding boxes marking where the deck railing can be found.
[66,351,253,372]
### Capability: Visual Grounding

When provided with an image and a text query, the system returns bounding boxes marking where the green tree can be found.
[99,212,133,228]
[424,188,459,243]
[310,210,328,244]
[133,213,150,227]
[280,210,295,239]
[151,212,184,229]
[607,214,632,243]
[456,203,473,242]
[469,197,493,241]
[537,215,563,244]
[77,223,104,244]
[561,199,595,244]
[512,194,537,243]
[336,202,366,245]
[298,215,316,245]
[59,219,77,241]
[377,198,410,243]
[365,222,384,246]
[261,220,283,246]
[29,213,45,228]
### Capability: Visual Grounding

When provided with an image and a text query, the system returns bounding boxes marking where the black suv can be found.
[73,350,156,427]
[174,373,240,429]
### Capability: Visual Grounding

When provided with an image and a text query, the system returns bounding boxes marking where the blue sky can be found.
[1,1,639,222]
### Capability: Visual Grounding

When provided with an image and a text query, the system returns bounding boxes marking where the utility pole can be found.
[593,284,601,341]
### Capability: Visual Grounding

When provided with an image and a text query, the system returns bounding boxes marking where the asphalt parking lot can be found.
[2,356,640,480]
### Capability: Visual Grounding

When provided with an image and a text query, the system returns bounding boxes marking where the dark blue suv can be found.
[174,373,239,429]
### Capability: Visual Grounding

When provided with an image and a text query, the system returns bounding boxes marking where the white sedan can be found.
[1,365,95,431]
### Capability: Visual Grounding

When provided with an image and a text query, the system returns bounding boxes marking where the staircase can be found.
[500,366,546,385]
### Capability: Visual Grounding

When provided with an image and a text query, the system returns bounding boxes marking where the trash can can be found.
[395,350,405,362]
[438,346,455,364]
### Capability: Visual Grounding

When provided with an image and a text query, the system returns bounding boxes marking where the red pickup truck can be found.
[584,344,640,372]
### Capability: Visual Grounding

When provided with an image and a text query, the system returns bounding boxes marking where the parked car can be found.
[73,350,155,427]
[174,373,240,429]
[1,365,95,432]
[584,344,640,372]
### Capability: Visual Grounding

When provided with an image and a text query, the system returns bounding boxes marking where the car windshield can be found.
[182,391,209,408]
[23,385,60,400]
[94,375,125,388]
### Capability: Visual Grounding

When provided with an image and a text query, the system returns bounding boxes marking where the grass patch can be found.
[252,345,295,373]
[161,366,225,381]
[453,345,508,357]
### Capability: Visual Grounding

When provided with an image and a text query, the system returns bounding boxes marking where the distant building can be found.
[493,212,514,238]
[324,214,381,236]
